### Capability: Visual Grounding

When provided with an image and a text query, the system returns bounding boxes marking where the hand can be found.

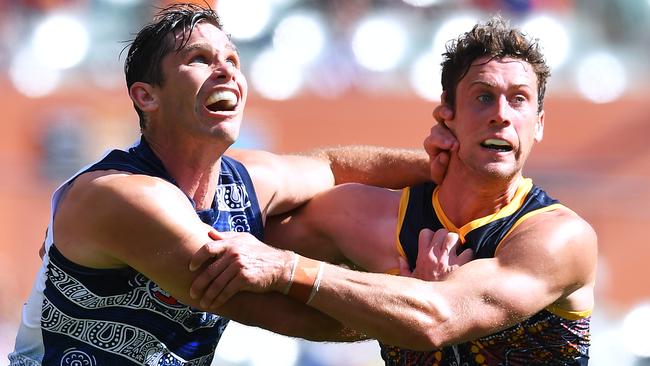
[189,229,292,310]
[425,102,457,184]
[399,228,473,281]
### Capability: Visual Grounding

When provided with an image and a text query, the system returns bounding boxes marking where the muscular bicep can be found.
[266,183,402,272]
[429,212,597,345]
[227,149,334,219]
[58,173,216,308]
[54,173,371,340]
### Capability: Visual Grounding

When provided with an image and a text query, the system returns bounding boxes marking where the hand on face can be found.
[424,102,458,184]
[399,228,473,281]
[189,229,292,310]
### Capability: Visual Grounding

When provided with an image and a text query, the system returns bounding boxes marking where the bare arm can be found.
[311,145,430,188]
[190,208,596,349]
[53,172,363,341]
[226,146,430,219]
[301,210,597,349]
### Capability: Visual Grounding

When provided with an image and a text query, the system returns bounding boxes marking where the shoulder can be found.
[69,170,189,212]
[514,207,596,253]
[58,171,196,241]
[498,206,597,286]
[54,171,201,267]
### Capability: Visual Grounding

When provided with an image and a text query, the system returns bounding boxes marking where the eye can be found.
[226,56,240,68]
[477,94,493,104]
[189,54,210,65]
[511,95,527,105]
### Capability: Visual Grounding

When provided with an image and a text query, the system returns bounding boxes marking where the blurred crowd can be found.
[1,0,649,365]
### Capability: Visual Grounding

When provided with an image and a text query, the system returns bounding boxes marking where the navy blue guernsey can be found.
[381,178,591,366]
[10,138,264,366]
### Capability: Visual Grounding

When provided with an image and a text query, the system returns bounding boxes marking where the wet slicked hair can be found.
[123,3,224,129]
[441,15,550,113]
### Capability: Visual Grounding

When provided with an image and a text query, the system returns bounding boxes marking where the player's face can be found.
[446,56,544,180]
[155,21,247,145]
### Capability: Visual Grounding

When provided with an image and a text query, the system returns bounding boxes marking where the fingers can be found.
[429,152,449,184]
[455,248,474,267]
[190,247,230,300]
[208,229,239,240]
[430,229,452,259]
[397,256,412,277]
[189,240,224,272]
[424,124,455,154]
[190,231,241,271]
[417,228,435,258]
[441,231,460,256]
[203,263,240,309]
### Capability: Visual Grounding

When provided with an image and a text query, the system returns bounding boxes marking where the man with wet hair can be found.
[8,4,436,365]
[191,16,596,365]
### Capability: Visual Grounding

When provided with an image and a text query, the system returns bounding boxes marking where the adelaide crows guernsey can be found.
[380,178,591,366]
[9,137,263,366]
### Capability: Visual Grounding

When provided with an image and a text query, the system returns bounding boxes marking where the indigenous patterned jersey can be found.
[380,179,591,366]
[10,138,264,366]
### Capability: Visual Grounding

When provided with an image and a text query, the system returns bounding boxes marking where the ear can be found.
[129,82,159,112]
[534,110,545,142]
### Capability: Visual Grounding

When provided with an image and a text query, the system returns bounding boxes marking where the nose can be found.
[213,59,236,81]
[490,95,512,126]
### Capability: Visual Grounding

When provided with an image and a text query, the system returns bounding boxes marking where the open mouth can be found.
[205,90,238,112]
[481,138,513,152]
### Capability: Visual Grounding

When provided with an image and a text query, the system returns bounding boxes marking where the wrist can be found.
[280,252,299,294]
[285,255,324,304]
[274,251,297,293]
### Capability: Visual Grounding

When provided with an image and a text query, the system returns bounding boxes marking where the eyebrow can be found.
[179,42,240,56]
[469,80,532,90]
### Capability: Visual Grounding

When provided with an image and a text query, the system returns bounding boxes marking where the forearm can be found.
[217,291,368,342]
[313,146,430,189]
[306,263,449,350]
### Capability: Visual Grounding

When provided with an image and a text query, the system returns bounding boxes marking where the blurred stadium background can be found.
[1,0,649,365]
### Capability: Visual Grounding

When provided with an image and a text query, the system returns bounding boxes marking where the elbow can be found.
[404,299,456,350]
[407,319,452,351]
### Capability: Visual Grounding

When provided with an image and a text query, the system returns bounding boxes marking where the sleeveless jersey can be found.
[9,137,264,366]
[380,178,591,366]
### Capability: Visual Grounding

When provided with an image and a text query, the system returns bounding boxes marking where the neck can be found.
[437,162,524,228]
[144,133,229,210]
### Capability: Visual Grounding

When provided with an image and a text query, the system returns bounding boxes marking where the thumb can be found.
[454,248,474,266]
[209,230,240,240]
[208,229,222,240]
[398,256,412,277]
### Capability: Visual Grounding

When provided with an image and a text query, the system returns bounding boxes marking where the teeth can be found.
[483,139,510,147]
[206,90,237,109]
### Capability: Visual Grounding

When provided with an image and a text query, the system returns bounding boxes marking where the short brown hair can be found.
[441,15,550,113]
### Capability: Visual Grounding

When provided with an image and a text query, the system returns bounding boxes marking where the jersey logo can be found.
[216,183,251,212]
[147,282,183,309]
[61,348,96,366]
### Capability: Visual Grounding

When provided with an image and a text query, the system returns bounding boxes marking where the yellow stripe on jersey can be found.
[432,178,534,243]
[494,203,566,255]
[546,303,593,320]
[395,187,410,260]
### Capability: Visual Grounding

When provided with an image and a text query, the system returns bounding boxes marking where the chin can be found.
[210,123,240,143]
[478,163,518,180]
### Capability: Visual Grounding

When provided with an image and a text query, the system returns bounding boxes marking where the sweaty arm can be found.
[52,171,363,341]
[299,209,598,349]
[192,206,596,349]
[264,183,404,270]
[226,146,430,219]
